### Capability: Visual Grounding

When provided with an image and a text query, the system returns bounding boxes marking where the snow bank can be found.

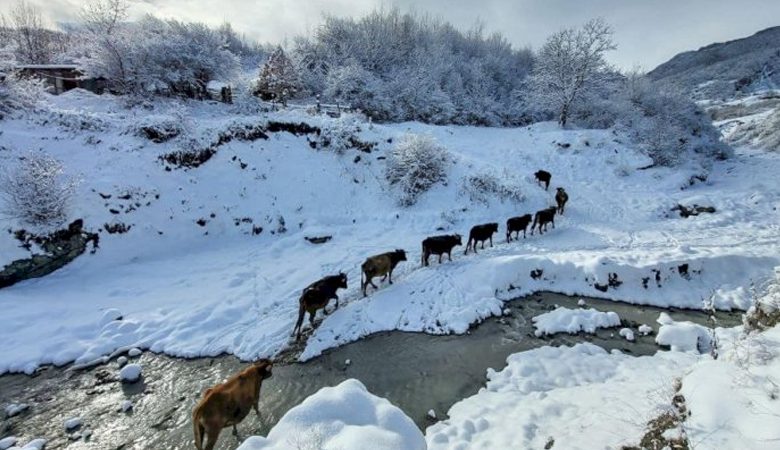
[426,343,698,449]
[532,307,620,336]
[237,379,425,450]
[681,326,780,448]
[655,312,714,353]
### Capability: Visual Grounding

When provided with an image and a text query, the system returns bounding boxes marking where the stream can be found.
[0,292,743,450]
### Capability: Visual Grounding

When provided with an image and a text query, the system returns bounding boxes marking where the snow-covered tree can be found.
[529,18,616,127]
[254,46,301,104]
[2,0,53,64]
[0,44,44,117]
[0,151,80,229]
[293,9,533,125]
[75,6,240,97]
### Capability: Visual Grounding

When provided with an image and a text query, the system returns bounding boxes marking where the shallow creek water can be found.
[0,292,742,450]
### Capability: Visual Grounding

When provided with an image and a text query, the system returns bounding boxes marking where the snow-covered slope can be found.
[0,92,779,374]
[648,26,780,101]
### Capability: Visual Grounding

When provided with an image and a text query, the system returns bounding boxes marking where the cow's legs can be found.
[203,427,221,450]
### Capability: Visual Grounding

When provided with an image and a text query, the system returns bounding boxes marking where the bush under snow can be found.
[386,134,450,206]
[0,151,80,229]
[459,170,525,205]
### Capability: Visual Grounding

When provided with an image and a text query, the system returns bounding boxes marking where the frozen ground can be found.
[0,91,779,374]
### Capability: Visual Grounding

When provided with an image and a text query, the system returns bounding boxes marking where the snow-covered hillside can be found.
[1,91,779,375]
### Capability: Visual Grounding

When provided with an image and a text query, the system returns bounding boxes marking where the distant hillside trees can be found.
[75,0,239,96]
[293,9,534,125]
[0,0,69,65]
[253,46,301,104]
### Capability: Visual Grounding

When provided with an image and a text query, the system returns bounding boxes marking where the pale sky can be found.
[2,0,779,70]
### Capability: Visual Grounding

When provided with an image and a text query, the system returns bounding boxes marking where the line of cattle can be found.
[191,170,566,450]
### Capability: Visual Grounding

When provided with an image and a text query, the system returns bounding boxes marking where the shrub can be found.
[385,134,450,206]
[744,272,780,332]
[459,170,525,205]
[317,114,363,154]
[729,108,780,152]
[0,46,44,118]
[0,151,80,229]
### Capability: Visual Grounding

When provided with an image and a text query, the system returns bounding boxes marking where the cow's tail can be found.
[193,409,204,450]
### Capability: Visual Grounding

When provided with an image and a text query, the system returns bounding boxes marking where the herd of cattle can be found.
[191,170,568,450]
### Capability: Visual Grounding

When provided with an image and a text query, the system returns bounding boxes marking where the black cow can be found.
[465,223,498,254]
[422,234,462,266]
[506,214,532,242]
[292,273,348,341]
[531,207,557,235]
[534,170,551,190]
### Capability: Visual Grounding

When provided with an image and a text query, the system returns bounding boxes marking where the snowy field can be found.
[1,91,779,375]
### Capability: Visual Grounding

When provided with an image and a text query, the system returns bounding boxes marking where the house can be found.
[16,64,105,95]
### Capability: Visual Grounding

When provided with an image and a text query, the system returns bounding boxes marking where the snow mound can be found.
[237,379,425,450]
[532,307,620,336]
[0,437,17,450]
[427,343,698,449]
[119,364,142,383]
[7,439,47,450]
[619,327,635,341]
[655,312,713,353]
[64,417,81,431]
[4,403,29,417]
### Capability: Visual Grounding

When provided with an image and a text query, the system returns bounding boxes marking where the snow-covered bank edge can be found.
[300,251,776,360]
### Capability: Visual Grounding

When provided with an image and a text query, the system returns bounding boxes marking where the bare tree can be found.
[80,0,128,35]
[77,0,130,92]
[6,0,52,64]
[530,18,616,127]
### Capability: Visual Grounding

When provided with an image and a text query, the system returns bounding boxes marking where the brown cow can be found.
[361,249,407,296]
[193,360,273,450]
[555,187,569,215]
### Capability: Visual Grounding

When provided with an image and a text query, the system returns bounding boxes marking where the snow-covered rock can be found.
[0,437,17,450]
[127,348,142,358]
[638,324,653,335]
[237,379,425,450]
[19,439,47,450]
[619,328,635,341]
[64,417,82,431]
[577,298,586,307]
[533,307,621,336]
[116,356,128,368]
[119,364,142,383]
[427,409,436,419]
[4,403,29,417]
[655,313,713,353]
[119,400,133,412]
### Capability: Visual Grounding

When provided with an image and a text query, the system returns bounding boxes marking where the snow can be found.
[427,409,436,419]
[638,324,653,335]
[116,356,128,367]
[119,364,142,383]
[577,298,586,307]
[0,95,779,374]
[127,348,142,358]
[619,327,635,341]
[237,379,426,450]
[2,440,46,450]
[532,307,621,336]
[0,438,17,450]
[426,343,699,449]
[655,312,714,353]
[63,417,81,431]
[4,403,29,417]
[119,400,133,412]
